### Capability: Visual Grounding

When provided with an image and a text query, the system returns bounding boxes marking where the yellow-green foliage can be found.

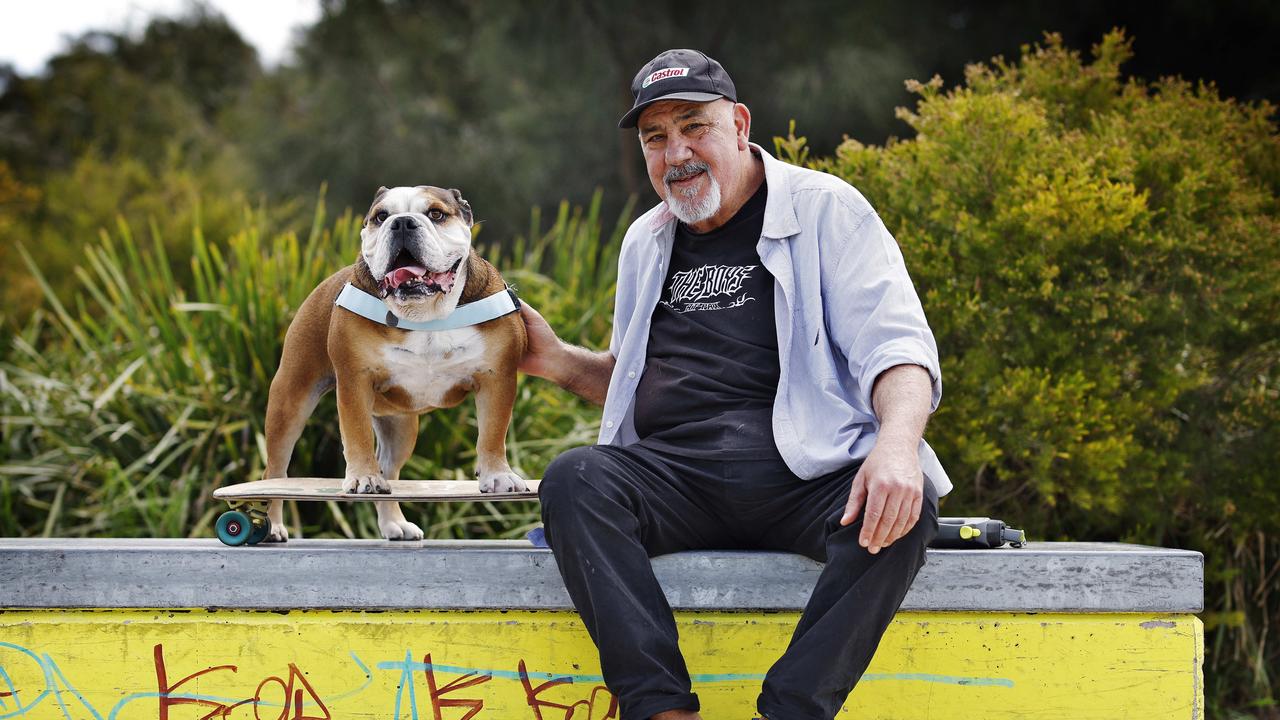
[0,145,273,320]
[794,31,1279,712]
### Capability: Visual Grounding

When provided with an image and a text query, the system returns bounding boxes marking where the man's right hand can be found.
[516,303,615,406]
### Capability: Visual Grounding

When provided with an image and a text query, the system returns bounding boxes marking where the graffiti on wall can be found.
[0,609,1201,720]
[0,641,619,720]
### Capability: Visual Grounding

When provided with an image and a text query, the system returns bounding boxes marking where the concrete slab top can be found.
[0,538,1203,613]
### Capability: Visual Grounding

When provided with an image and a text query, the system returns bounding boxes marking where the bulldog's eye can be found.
[427,209,446,222]
[373,210,389,225]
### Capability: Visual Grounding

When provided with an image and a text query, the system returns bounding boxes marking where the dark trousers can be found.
[538,441,939,720]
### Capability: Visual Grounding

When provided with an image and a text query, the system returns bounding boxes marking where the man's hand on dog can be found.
[840,438,924,555]
[516,304,565,381]
[516,303,615,406]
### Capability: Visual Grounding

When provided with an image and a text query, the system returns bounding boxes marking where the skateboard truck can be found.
[216,500,272,546]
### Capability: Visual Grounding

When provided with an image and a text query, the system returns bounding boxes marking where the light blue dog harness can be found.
[334,282,521,331]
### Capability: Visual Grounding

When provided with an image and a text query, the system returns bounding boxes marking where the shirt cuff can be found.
[858,337,943,414]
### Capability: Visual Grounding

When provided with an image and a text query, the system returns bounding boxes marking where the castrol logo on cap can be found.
[642,67,689,88]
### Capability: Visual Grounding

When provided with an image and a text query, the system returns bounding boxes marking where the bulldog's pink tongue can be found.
[384,265,427,289]
[427,268,457,293]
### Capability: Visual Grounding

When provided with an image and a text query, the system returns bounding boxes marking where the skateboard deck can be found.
[212,478,542,546]
[214,477,541,502]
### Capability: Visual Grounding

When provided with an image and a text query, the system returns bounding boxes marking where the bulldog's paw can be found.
[342,473,391,494]
[479,470,528,494]
[380,517,425,541]
[263,522,290,543]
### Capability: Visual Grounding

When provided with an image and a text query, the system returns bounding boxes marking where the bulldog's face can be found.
[360,186,474,321]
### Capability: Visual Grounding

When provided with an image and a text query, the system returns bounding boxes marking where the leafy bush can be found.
[0,145,284,321]
[0,7,266,322]
[782,30,1278,715]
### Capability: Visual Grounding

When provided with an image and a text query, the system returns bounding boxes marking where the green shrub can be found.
[784,30,1278,714]
[0,144,289,321]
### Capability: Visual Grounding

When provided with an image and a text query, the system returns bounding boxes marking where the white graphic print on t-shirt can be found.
[661,264,760,313]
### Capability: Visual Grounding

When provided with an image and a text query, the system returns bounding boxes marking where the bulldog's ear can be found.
[450,188,473,225]
[374,186,389,200]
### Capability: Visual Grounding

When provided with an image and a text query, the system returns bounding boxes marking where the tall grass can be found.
[0,191,633,540]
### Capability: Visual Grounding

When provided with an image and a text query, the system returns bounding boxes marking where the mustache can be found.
[664,161,710,184]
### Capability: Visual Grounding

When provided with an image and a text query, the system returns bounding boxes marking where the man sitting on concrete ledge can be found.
[517,48,949,720]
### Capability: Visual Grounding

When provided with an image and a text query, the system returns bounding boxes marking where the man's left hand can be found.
[840,438,923,555]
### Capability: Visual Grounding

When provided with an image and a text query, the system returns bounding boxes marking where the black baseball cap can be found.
[618,49,737,129]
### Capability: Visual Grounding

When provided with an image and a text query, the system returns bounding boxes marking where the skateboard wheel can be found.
[247,519,271,545]
[216,510,253,546]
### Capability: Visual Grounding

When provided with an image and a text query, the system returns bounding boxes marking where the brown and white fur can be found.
[260,185,527,541]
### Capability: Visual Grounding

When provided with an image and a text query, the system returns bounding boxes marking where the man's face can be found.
[637,99,748,228]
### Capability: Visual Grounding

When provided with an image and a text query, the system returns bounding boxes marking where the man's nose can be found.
[665,135,694,165]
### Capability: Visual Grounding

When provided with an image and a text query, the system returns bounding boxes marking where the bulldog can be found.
[260,185,528,541]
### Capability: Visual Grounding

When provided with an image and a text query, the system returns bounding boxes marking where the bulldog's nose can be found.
[389,215,420,233]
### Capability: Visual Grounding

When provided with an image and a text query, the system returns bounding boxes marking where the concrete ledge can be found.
[0,539,1202,612]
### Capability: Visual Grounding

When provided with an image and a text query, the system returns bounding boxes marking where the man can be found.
[518,48,950,720]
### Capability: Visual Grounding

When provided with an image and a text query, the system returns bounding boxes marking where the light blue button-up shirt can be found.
[599,144,952,496]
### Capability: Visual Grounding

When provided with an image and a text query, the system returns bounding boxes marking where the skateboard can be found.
[211,478,541,546]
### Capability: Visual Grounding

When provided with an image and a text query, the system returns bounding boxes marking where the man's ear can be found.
[732,102,752,151]
[450,188,473,225]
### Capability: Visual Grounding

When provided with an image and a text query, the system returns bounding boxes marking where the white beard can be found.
[665,170,722,225]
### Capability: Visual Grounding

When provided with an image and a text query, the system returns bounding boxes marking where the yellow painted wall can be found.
[0,610,1201,719]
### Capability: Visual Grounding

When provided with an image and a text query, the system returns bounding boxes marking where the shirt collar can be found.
[645,142,800,240]
[753,142,801,240]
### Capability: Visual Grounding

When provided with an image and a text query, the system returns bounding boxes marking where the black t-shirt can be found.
[632,180,783,460]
